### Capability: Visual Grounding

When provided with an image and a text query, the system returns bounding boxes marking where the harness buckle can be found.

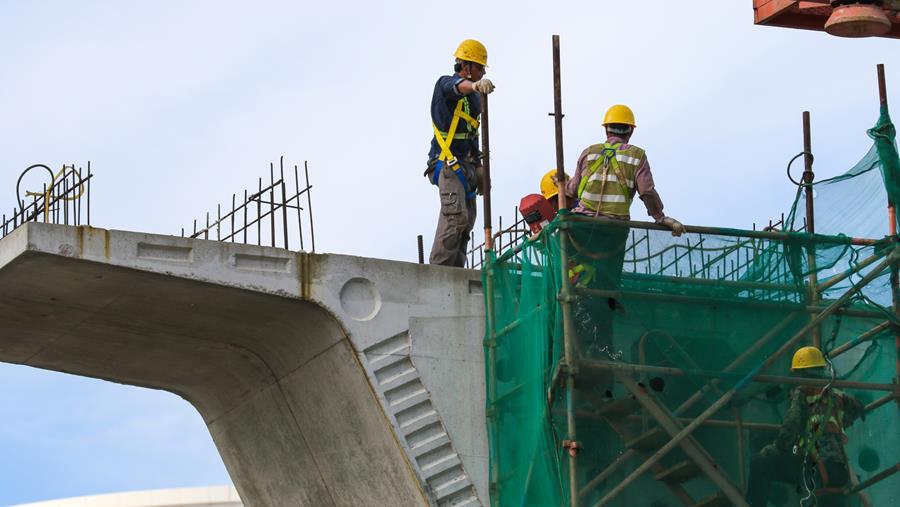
[446,157,460,170]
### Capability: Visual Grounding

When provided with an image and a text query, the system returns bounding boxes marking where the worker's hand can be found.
[659,216,685,237]
[472,79,495,95]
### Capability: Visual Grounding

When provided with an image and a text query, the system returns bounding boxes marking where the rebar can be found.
[2,163,93,241]
[184,158,315,252]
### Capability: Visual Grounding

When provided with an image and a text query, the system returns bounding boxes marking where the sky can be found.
[0,0,897,504]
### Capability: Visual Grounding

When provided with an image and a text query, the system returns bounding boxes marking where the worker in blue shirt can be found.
[425,39,495,267]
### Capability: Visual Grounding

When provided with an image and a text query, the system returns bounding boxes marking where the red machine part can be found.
[519,194,556,234]
[753,1,900,38]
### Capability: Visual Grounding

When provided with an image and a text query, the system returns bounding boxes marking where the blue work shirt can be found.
[428,74,482,162]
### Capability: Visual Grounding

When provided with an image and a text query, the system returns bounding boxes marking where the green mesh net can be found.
[483,111,900,506]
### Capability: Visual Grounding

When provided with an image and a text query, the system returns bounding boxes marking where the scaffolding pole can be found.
[550,33,580,507]
[594,249,899,506]
[802,111,821,348]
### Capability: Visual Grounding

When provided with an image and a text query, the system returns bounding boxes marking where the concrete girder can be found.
[0,223,487,507]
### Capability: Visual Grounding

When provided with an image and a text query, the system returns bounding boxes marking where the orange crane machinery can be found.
[754,0,900,38]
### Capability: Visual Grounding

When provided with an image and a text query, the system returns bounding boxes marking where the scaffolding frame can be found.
[479,39,900,506]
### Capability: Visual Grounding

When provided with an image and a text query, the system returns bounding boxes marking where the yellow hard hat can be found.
[791,346,827,372]
[540,169,567,199]
[454,39,488,67]
[602,104,637,127]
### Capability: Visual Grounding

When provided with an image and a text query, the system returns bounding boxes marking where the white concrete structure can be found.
[0,223,488,507]
[11,486,242,507]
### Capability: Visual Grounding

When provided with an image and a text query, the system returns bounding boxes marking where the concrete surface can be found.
[0,223,487,507]
[11,486,242,507]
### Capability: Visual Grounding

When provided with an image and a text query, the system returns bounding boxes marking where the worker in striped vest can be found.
[565,104,683,230]
[563,105,684,362]
[746,346,866,507]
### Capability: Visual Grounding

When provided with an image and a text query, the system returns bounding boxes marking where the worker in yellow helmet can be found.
[564,106,684,362]
[746,346,866,507]
[540,169,568,212]
[566,104,683,234]
[520,170,570,238]
[426,39,496,267]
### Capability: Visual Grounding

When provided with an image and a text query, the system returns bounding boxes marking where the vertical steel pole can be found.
[482,92,493,252]
[803,111,821,348]
[479,90,501,503]
[879,63,900,400]
[305,161,316,253]
[554,37,567,212]
[552,34,578,507]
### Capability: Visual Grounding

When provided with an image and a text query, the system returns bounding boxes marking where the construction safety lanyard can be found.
[578,142,630,209]
[797,390,839,461]
[432,98,479,200]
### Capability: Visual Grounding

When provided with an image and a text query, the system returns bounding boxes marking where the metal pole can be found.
[879,63,900,404]
[553,35,567,212]
[829,321,892,358]
[479,91,500,502]
[803,111,821,349]
[818,249,886,292]
[481,92,493,251]
[846,462,900,495]
[551,33,578,507]
[594,250,898,506]
[579,359,898,393]
[562,214,879,246]
[604,375,748,507]
[305,161,316,253]
[865,392,896,413]
[733,405,746,493]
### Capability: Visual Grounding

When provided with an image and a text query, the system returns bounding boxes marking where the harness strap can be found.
[431,99,478,200]
[578,142,631,205]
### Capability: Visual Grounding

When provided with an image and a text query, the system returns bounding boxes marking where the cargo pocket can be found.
[440,191,463,217]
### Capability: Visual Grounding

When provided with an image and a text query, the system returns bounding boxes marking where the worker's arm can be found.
[636,157,684,236]
[633,157,665,222]
[440,76,494,101]
[775,387,805,453]
[842,393,866,426]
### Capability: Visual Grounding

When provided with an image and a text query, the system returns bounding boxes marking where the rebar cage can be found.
[2,163,93,240]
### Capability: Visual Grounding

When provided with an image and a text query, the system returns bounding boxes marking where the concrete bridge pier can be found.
[0,223,488,507]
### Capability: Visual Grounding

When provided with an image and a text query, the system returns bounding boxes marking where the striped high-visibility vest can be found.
[576,142,645,217]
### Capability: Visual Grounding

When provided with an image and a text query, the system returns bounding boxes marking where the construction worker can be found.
[565,104,684,236]
[426,39,496,267]
[746,346,866,507]
[564,105,684,359]
[540,169,567,213]
[520,170,570,237]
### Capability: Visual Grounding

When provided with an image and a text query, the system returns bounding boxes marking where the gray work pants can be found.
[429,164,477,267]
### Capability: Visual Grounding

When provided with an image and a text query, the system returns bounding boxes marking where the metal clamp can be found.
[561,439,582,457]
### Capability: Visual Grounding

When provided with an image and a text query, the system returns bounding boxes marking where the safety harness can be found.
[431,98,479,200]
[576,142,639,215]
[797,387,847,460]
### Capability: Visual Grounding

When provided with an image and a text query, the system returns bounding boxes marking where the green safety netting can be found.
[483,110,900,506]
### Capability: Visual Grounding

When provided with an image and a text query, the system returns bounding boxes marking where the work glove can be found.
[659,216,685,237]
[472,79,495,95]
